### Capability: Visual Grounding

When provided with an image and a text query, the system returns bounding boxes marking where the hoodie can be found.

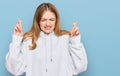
[5,31,88,76]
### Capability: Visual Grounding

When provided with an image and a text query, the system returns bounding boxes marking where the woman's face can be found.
[40,10,56,34]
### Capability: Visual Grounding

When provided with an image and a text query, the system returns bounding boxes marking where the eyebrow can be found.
[41,18,56,20]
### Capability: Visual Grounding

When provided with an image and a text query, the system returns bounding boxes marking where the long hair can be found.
[22,3,70,50]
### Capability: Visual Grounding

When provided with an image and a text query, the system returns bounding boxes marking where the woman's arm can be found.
[5,19,26,75]
[69,21,88,75]
[5,35,26,75]
[69,35,88,75]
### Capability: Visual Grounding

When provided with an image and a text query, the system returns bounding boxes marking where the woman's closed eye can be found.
[41,19,47,22]
[49,18,56,21]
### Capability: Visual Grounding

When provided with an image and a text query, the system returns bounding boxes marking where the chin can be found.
[44,31,51,34]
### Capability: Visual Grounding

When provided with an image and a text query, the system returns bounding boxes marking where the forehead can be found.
[41,10,56,19]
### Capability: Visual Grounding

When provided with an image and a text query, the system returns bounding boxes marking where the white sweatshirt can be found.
[5,31,88,76]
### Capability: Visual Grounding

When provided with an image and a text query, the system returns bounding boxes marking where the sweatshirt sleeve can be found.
[69,35,88,75]
[5,35,26,75]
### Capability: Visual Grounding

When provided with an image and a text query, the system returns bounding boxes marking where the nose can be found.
[46,20,50,26]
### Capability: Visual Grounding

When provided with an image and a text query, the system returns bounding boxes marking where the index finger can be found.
[18,18,22,30]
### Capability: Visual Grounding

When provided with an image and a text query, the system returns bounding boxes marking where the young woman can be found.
[5,2,88,76]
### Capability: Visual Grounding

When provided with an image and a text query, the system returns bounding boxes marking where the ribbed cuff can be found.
[70,35,81,44]
[12,35,23,46]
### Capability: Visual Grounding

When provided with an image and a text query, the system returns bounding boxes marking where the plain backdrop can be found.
[0,0,120,76]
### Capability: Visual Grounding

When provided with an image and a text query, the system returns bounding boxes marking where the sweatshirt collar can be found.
[40,31,54,37]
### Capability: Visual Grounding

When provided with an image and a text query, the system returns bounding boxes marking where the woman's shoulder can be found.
[59,30,70,36]
[59,34,69,38]
[58,30,70,39]
[22,37,32,45]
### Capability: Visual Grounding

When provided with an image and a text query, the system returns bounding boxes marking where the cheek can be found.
[51,22,55,27]
[40,24,44,30]
[40,22,45,26]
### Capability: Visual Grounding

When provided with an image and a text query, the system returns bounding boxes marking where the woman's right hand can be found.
[13,19,23,36]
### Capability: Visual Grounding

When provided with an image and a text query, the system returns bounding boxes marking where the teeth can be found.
[45,26,51,30]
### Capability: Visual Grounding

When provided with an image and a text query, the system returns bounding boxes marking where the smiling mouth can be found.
[44,26,51,30]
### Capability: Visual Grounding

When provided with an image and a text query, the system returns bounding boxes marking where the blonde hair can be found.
[22,3,70,50]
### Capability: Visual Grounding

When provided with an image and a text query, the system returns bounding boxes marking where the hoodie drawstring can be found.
[43,33,53,72]
[50,35,53,62]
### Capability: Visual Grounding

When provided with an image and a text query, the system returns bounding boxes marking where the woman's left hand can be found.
[70,21,80,37]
